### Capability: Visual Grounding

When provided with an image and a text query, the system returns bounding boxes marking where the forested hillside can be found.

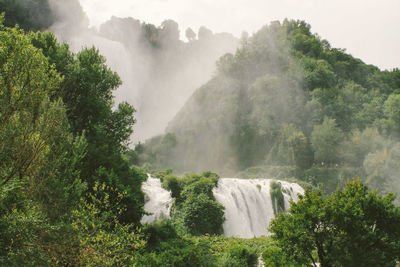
[137,20,400,199]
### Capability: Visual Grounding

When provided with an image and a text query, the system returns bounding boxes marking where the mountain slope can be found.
[135,19,400,197]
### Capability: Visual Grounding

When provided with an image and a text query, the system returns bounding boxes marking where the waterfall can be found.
[141,175,172,223]
[141,176,303,238]
[213,178,303,238]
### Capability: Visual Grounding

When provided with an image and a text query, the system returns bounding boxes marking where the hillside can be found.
[136,20,400,198]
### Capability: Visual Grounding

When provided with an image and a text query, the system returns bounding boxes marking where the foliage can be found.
[138,19,400,199]
[142,219,178,249]
[0,22,84,265]
[137,237,216,267]
[0,20,147,265]
[218,244,258,267]
[0,0,54,31]
[269,179,400,267]
[384,93,400,136]
[71,183,146,266]
[157,172,225,236]
[29,30,146,225]
[364,143,400,204]
[311,117,343,164]
[270,181,285,215]
[0,23,61,187]
[179,193,225,236]
[138,231,273,267]
[262,240,300,267]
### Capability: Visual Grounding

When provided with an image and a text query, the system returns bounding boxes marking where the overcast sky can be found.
[79,0,399,70]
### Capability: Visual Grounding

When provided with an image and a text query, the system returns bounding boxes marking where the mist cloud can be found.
[78,0,400,70]
[49,0,238,143]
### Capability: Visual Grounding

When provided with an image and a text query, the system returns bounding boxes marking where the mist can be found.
[48,0,238,142]
[45,1,400,202]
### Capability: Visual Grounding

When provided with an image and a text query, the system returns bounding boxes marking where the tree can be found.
[0,0,54,31]
[185,27,196,41]
[160,19,180,44]
[30,33,145,225]
[269,179,400,267]
[364,142,400,205]
[0,20,88,264]
[311,117,342,164]
[0,20,62,187]
[180,193,225,236]
[384,93,400,136]
[198,26,212,40]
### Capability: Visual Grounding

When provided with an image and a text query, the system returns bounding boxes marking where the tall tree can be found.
[31,32,146,225]
[185,27,196,41]
[0,0,54,31]
[270,179,400,267]
[311,117,343,165]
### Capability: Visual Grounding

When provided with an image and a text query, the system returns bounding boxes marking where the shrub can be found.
[219,245,258,267]
[270,181,285,215]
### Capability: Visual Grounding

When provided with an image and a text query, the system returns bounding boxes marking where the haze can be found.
[79,0,400,70]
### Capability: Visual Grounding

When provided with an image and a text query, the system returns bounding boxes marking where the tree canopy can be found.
[269,179,400,267]
[0,17,146,265]
[0,0,54,31]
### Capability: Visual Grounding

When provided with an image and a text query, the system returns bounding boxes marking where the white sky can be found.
[79,0,400,70]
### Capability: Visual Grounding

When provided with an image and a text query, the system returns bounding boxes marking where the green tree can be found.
[270,179,400,267]
[30,32,145,225]
[364,143,400,204]
[0,20,87,265]
[384,93,400,136]
[0,0,54,31]
[0,20,61,187]
[311,117,342,164]
[71,182,146,266]
[180,193,225,236]
[340,127,385,167]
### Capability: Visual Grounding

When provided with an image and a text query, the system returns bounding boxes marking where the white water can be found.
[141,176,303,238]
[141,175,172,223]
[213,178,304,238]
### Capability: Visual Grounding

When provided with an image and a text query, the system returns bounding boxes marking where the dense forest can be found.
[1,0,400,266]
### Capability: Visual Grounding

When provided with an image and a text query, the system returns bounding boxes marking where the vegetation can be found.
[0,16,145,264]
[1,2,400,265]
[135,19,400,202]
[160,172,225,236]
[138,224,266,267]
[0,0,54,31]
[270,181,285,215]
[270,179,400,267]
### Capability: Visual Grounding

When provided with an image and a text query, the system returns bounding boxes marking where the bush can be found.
[219,245,258,267]
[137,238,216,267]
[262,241,299,267]
[159,171,224,236]
[270,181,285,215]
[304,167,362,195]
[142,220,178,249]
[180,193,225,236]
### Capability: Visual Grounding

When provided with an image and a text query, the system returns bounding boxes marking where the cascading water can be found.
[141,176,303,238]
[213,178,304,238]
[141,175,172,223]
